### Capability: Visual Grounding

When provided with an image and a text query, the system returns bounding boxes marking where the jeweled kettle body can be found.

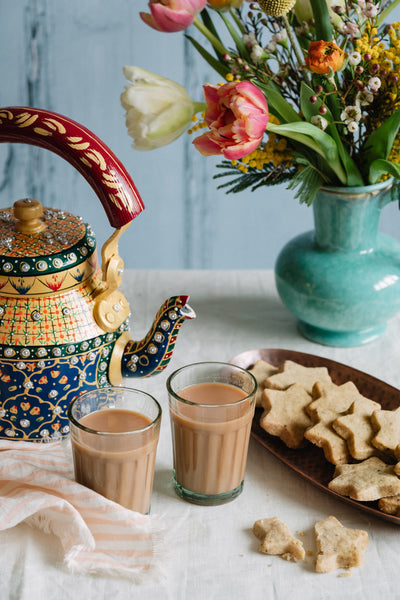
[0,107,194,441]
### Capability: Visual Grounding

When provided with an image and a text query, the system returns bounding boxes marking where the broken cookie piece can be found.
[314,516,368,573]
[253,517,305,562]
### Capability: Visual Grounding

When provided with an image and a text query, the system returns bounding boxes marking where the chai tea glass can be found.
[68,387,161,514]
[167,362,257,506]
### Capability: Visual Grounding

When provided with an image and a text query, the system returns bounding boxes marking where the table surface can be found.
[2,269,400,600]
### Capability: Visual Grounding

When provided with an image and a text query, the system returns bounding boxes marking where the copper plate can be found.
[230,348,400,525]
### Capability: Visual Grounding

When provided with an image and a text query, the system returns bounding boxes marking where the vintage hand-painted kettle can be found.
[0,107,195,441]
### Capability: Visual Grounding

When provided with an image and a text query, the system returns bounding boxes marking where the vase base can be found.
[298,321,387,347]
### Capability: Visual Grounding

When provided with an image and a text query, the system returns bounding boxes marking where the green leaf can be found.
[368,158,400,184]
[254,81,302,124]
[287,164,324,205]
[300,82,364,186]
[376,0,400,26]
[309,0,333,41]
[229,7,246,34]
[267,121,347,183]
[200,8,225,61]
[201,8,222,44]
[192,16,228,55]
[213,160,296,194]
[361,110,400,179]
[300,82,319,121]
[218,11,250,60]
[185,35,230,78]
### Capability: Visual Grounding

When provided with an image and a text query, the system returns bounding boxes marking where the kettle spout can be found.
[112,296,195,381]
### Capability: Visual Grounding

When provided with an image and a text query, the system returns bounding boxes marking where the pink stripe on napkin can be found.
[0,440,162,581]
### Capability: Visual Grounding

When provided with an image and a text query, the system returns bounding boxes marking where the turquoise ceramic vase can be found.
[275,180,400,346]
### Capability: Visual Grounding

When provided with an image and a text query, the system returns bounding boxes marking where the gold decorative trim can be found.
[93,224,131,332]
[0,109,139,217]
[108,330,131,386]
[0,261,101,297]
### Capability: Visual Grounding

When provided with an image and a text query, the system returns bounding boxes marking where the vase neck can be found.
[313,185,391,252]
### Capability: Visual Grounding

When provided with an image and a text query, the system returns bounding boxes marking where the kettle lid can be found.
[0,198,95,277]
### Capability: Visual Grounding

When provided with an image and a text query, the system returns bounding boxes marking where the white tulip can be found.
[121,66,204,151]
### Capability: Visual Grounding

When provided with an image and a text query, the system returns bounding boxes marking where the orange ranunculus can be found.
[305,40,347,75]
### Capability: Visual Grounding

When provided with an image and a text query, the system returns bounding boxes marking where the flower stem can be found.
[193,17,228,55]
[281,14,312,86]
[229,8,246,34]
[194,102,207,114]
[376,0,400,26]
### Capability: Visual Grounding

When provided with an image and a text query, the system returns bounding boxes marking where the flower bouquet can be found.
[122,0,400,205]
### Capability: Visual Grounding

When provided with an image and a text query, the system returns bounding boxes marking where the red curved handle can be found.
[0,107,144,228]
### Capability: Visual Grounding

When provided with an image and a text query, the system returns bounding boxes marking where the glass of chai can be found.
[166,362,257,506]
[68,387,161,514]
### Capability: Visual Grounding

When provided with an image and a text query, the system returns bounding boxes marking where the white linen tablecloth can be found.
[1,269,400,600]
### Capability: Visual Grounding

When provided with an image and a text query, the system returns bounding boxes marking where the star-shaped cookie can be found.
[248,359,278,406]
[304,381,374,465]
[306,380,365,421]
[315,516,368,573]
[304,420,350,464]
[265,360,331,395]
[371,406,400,457]
[333,397,381,461]
[303,381,361,464]
[260,383,313,448]
[328,457,400,501]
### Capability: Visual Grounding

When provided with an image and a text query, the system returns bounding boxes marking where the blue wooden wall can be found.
[1,1,399,269]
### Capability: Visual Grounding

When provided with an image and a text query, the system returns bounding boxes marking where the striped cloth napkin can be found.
[0,439,163,582]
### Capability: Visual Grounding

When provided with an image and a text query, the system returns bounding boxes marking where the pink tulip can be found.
[193,81,269,160]
[140,0,207,33]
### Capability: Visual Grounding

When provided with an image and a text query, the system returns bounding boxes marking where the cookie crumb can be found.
[338,569,352,578]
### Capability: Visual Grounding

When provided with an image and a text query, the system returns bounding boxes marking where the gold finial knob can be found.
[13,198,46,234]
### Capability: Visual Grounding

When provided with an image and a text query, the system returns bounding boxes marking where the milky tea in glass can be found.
[68,387,161,514]
[167,362,257,505]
